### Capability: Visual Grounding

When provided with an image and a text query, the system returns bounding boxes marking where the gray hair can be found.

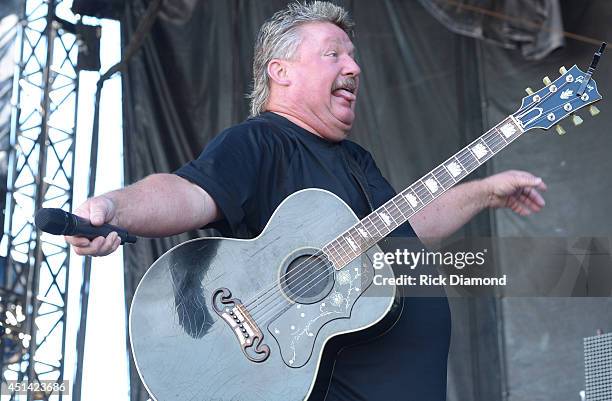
[248,1,354,117]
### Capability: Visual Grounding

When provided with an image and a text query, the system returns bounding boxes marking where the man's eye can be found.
[327,51,338,57]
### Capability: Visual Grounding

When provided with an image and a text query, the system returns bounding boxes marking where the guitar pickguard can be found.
[268,257,374,368]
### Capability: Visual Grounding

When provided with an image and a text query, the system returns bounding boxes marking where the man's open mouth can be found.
[332,82,357,101]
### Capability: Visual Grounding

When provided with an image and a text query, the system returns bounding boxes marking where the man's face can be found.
[285,22,361,141]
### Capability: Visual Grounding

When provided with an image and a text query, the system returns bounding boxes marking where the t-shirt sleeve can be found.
[174,125,264,233]
[352,145,418,238]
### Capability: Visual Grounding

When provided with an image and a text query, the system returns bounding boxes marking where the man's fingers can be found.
[507,197,531,216]
[521,187,545,208]
[97,232,119,255]
[105,232,121,255]
[516,173,542,188]
[67,196,118,255]
[72,206,89,220]
[507,170,546,189]
[113,236,121,251]
[513,191,541,211]
[73,239,100,256]
[92,233,114,256]
[512,201,532,216]
[90,212,106,226]
[88,199,109,226]
[71,232,119,257]
[518,195,542,212]
[509,173,547,209]
[509,189,544,215]
[535,181,548,192]
[65,235,91,247]
[84,236,106,255]
[491,170,547,215]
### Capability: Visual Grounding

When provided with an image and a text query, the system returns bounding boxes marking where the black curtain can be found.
[417,0,565,60]
[121,1,612,400]
[479,1,612,399]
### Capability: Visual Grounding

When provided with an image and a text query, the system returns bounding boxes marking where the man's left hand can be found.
[482,170,547,216]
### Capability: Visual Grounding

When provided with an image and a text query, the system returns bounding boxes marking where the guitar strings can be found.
[246,109,516,316]
[250,87,576,325]
[255,85,582,324]
[253,95,579,325]
[248,117,513,323]
[251,126,510,323]
[247,100,529,321]
[247,78,579,324]
[255,93,581,326]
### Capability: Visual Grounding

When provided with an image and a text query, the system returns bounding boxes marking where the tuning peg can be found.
[589,105,600,116]
[543,76,552,86]
[559,66,568,75]
[525,87,534,95]
[572,114,584,126]
[554,124,566,135]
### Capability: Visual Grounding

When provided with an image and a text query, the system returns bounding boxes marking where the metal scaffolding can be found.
[1,0,79,399]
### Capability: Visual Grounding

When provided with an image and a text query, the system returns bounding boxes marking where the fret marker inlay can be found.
[447,161,462,177]
[472,143,488,159]
[358,228,369,238]
[500,123,517,138]
[404,193,418,207]
[425,178,439,193]
[345,236,357,251]
[380,212,392,226]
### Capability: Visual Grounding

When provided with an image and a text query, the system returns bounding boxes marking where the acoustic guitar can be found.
[129,56,604,401]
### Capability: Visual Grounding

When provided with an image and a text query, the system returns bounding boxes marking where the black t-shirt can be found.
[175,112,450,401]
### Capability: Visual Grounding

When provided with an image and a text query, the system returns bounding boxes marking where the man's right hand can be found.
[65,195,122,257]
[64,174,221,256]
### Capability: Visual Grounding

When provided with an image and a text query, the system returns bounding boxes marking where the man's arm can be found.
[65,173,220,256]
[409,170,547,247]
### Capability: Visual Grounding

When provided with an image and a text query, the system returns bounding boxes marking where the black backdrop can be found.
[120,1,612,400]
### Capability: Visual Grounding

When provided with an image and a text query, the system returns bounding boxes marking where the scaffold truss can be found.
[1,0,79,399]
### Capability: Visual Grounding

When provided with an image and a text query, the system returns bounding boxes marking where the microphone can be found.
[35,208,137,244]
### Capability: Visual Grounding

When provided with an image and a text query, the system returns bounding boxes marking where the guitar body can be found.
[130,189,398,401]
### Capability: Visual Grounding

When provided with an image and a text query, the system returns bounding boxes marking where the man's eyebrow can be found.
[325,38,355,54]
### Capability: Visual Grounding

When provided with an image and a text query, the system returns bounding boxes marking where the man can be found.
[67,2,546,400]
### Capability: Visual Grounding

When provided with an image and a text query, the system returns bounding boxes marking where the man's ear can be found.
[267,59,291,86]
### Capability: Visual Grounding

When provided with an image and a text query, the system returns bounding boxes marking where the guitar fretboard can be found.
[322,116,524,269]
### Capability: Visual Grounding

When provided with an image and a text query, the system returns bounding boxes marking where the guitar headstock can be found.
[514,64,603,135]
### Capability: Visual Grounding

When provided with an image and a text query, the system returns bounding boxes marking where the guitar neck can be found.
[322,115,524,269]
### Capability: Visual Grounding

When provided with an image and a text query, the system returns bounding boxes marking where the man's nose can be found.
[343,56,361,77]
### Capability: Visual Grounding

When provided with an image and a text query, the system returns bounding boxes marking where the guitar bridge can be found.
[212,288,270,363]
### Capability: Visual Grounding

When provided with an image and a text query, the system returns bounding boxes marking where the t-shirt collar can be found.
[262,111,340,148]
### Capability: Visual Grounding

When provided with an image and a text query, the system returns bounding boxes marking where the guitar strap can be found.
[341,146,374,213]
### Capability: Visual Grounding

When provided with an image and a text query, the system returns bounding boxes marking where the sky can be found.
[67,17,130,401]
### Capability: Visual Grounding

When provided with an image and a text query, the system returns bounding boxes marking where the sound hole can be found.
[281,249,335,304]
